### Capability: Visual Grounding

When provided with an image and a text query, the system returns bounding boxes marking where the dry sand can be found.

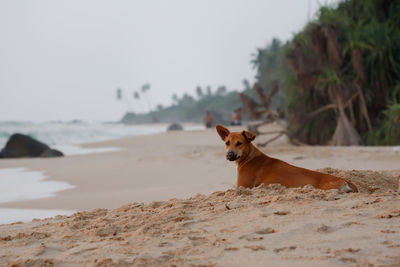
[0,125,400,266]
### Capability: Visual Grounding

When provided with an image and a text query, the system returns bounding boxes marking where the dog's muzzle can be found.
[226,151,239,161]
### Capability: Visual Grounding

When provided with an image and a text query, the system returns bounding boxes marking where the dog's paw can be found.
[340,182,354,193]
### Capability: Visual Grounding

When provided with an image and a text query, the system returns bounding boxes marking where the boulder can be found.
[167,123,184,131]
[0,133,64,158]
[41,149,64,157]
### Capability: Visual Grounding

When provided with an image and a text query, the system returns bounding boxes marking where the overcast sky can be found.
[0,0,337,122]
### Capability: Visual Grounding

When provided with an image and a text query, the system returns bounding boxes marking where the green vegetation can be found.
[368,101,400,145]
[252,0,400,145]
[121,87,242,124]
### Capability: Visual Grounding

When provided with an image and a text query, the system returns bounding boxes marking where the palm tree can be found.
[196,86,204,99]
[116,88,122,100]
[255,0,400,145]
[316,68,362,145]
[140,83,152,112]
[132,91,143,113]
[116,88,133,112]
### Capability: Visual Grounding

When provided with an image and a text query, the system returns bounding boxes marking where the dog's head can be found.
[216,124,256,161]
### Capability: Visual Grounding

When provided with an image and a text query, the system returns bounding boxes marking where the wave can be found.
[0,121,180,147]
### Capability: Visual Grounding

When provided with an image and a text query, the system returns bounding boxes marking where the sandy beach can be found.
[0,126,400,266]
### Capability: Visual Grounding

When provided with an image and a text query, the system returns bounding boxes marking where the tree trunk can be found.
[331,96,362,146]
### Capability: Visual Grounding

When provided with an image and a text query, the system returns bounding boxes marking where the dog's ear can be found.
[242,130,256,142]
[216,125,230,141]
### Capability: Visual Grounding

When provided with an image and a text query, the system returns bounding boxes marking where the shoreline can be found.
[0,126,400,212]
[0,126,399,265]
[0,128,234,211]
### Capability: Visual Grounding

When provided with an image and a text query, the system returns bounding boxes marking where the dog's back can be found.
[237,154,357,192]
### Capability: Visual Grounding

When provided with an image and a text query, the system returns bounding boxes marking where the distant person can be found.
[230,109,242,126]
[204,111,213,128]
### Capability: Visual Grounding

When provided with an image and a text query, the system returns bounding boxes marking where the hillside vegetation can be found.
[121,89,243,125]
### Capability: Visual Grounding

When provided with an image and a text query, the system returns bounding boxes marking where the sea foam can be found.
[0,168,75,204]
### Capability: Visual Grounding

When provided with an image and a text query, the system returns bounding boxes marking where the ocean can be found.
[0,121,204,148]
[0,121,204,224]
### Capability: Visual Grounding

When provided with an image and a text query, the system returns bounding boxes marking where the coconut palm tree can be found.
[116,88,122,100]
[132,91,143,113]
[196,86,204,99]
[279,0,400,145]
[140,83,152,112]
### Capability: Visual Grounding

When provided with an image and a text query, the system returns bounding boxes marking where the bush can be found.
[367,102,400,145]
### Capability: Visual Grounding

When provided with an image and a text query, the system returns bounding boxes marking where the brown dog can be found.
[216,125,358,192]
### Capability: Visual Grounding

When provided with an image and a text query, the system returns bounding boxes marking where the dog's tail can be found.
[342,179,358,193]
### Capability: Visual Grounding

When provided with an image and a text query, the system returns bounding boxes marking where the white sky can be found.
[0,0,337,121]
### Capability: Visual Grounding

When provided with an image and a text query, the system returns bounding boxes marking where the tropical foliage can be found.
[252,0,400,145]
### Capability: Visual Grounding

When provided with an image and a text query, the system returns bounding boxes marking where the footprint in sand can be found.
[33,243,47,256]
[239,227,276,241]
[274,211,290,216]
[244,245,266,251]
[379,210,400,219]
[273,246,296,253]
[224,247,240,251]
[69,246,98,255]
[381,229,397,234]
[255,228,277,235]
[339,257,357,263]
[316,224,332,233]
[158,241,170,247]
[187,236,209,246]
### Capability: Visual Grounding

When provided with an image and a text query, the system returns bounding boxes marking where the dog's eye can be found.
[236,141,242,146]
[225,141,230,146]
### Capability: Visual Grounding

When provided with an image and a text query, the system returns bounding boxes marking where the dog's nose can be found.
[226,151,236,161]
